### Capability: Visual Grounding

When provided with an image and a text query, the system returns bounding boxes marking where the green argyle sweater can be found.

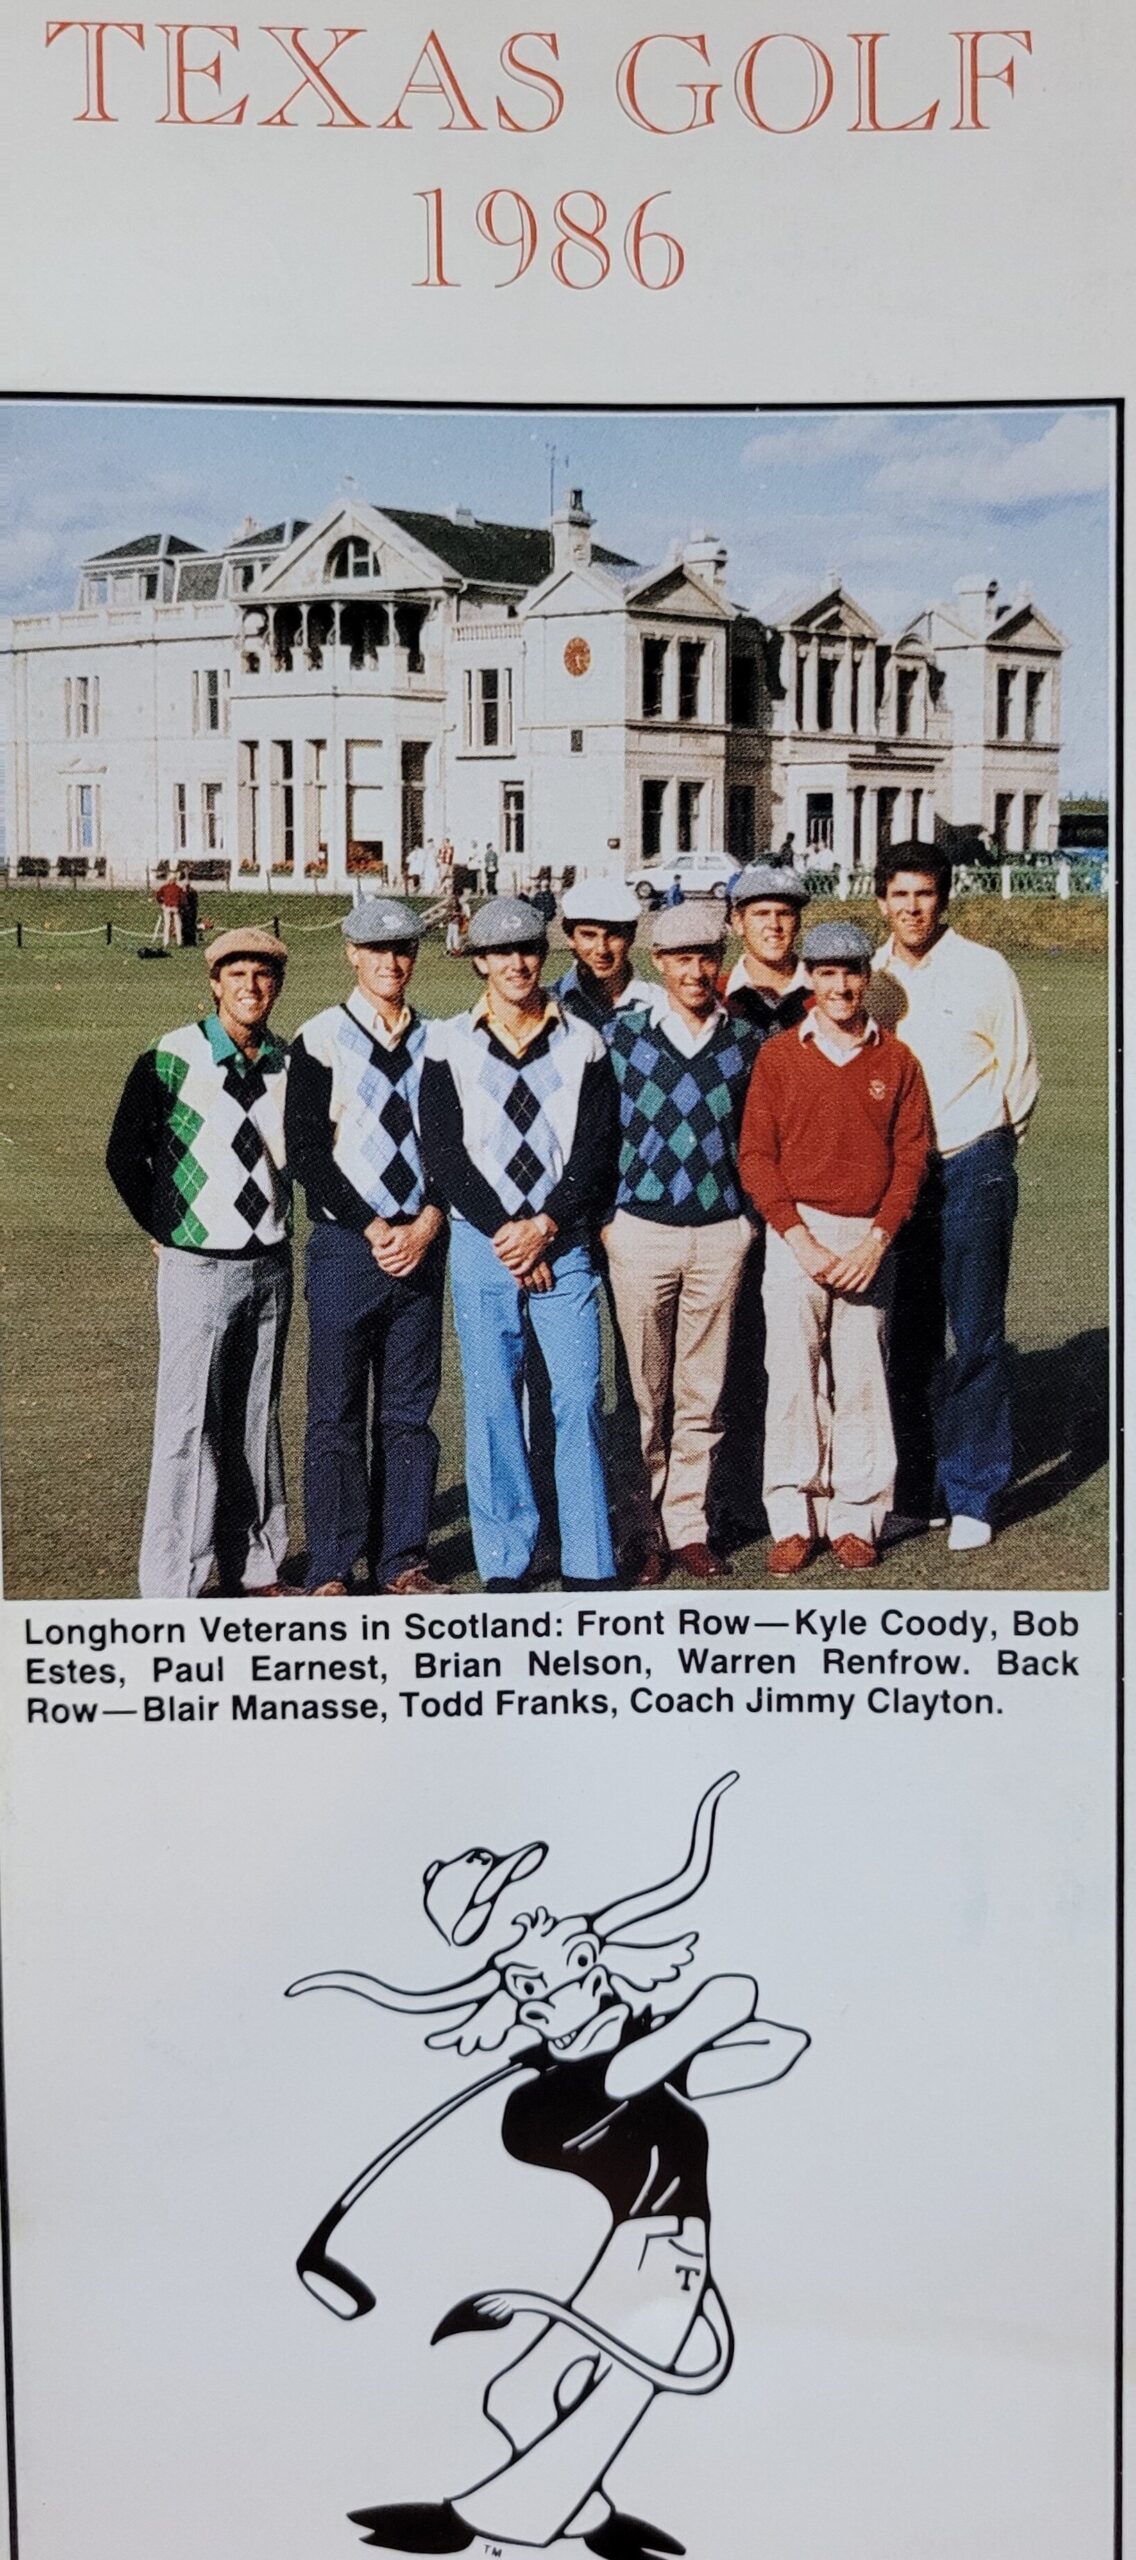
[106,1015,291,1254]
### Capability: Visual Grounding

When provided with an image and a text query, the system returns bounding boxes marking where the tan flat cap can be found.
[205,926,288,968]
[650,897,728,952]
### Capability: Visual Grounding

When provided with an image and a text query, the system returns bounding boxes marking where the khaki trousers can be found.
[762,1206,896,1544]
[605,1209,751,1552]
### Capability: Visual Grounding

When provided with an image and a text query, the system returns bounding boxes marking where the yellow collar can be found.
[473,992,560,1060]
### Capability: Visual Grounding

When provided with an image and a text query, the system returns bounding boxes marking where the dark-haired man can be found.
[553,877,657,1033]
[872,844,1038,1552]
[107,926,292,1597]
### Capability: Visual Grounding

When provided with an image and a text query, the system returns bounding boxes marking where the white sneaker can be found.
[947,1515,993,1552]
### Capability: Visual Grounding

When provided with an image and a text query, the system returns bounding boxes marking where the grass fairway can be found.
[0,891,1110,1597]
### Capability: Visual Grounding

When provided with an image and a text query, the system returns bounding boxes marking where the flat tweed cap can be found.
[802,919,874,967]
[731,862,810,909]
[205,925,288,968]
[468,895,548,952]
[342,896,421,946]
[561,877,641,927]
[650,896,728,953]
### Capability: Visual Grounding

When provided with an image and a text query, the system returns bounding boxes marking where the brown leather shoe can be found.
[671,1542,729,1580]
[831,1534,879,1572]
[767,1536,815,1578]
[383,1562,454,1597]
[634,1546,669,1588]
[309,1579,349,1597]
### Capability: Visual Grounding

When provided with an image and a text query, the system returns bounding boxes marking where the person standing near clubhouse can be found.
[419,897,619,1592]
[739,920,932,1576]
[605,900,760,1585]
[285,899,449,1599]
[106,926,292,1598]
[553,877,657,1033]
[724,862,812,1036]
[872,845,1039,1551]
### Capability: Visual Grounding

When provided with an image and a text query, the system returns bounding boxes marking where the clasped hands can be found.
[364,1204,444,1278]
[492,1214,556,1294]
[785,1219,888,1295]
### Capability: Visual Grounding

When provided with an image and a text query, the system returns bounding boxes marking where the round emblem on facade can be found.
[563,636,592,677]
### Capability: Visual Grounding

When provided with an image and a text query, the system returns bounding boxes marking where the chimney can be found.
[551,486,593,571]
[448,504,478,527]
[230,515,258,543]
[683,530,728,593]
[954,574,1000,633]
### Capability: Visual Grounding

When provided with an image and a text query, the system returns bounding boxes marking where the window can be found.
[65,673,98,738]
[678,640,704,722]
[305,740,329,866]
[174,782,188,854]
[70,781,99,855]
[876,787,899,853]
[502,782,526,857]
[875,647,890,717]
[271,740,295,870]
[896,667,919,738]
[142,570,159,600]
[346,739,385,872]
[642,636,667,719]
[805,792,834,851]
[401,740,428,869]
[909,787,923,840]
[569,728,584,754]
[849,652,862,732]
[996,666,1014,740]
[677,779,703,854]
[1024,669,1046,742]
[641,778,667,861]
[1022,792,1042,851]
[327,535,379,580]
[463,666,514,751]
[202,782,224,854]
[993,791,1014,853]
[729,654,758,728]
[794,649,807,730]
[816,655,837,733]
[238,742,260,868]
[235,561,256,592]
[727,784,755,862]
[194,668,228,735]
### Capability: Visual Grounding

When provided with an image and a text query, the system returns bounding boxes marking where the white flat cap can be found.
[561,878,641,927]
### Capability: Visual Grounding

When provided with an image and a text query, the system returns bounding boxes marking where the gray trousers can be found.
[139,1246,292,1598]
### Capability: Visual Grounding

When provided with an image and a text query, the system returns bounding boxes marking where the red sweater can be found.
[739,1022,932,1239]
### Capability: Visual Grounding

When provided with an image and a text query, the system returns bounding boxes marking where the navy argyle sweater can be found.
[608,1004,759,1225]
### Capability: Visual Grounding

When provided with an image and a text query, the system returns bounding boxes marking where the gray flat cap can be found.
[342,896,421,946]
[468,896,548,952]
[731,862,810,909]
[802,920,874,967]
[650,897,728,952]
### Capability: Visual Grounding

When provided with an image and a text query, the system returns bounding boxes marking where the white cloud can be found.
[871,410,1112,509]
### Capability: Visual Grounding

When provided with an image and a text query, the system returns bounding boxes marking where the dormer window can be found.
[327,536,379,581]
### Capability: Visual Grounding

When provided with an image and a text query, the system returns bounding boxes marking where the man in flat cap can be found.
[739,920,932,1576]
[285,897,449,1598]
[604,899,761,1584]
[418,896,619,1591]
[725,862,812,1038]
[106,925,292,1597]
[553,876,657,1034]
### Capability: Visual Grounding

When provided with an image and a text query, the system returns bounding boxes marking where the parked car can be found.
[626,851,737,907]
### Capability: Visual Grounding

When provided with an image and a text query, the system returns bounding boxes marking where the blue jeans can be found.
[449,1222,615,1585]
[890,1129,1018,1524]
[303,1223,445,1588]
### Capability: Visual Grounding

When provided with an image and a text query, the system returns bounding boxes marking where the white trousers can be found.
[455,2214,714,2550]
[762,1206,895,1544]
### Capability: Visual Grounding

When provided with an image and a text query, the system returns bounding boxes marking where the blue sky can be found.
[1,401,1114,791]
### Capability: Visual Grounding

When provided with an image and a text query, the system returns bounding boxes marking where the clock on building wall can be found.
[563,636,591,677]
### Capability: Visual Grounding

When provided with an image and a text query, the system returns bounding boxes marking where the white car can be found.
[626,852,737,907]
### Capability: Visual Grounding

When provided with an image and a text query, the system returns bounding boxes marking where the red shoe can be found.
[831,1535,879,1572]
[634,1546,669,1588]
[767,1536,815,1577]
[671,1542,729,1580]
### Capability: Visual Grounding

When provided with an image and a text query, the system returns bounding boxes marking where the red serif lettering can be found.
[44,19,144,122]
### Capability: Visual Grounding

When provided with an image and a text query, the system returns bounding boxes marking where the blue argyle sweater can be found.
[608,1004,759,1225]
[285,994,430,1230]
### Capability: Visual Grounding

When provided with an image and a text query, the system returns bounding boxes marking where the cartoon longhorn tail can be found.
[431,2283,733,2394]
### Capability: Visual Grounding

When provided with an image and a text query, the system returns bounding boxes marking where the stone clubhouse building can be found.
[1,490,1064,892]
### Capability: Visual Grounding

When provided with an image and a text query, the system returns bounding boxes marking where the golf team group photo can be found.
[105,844,1038,1598]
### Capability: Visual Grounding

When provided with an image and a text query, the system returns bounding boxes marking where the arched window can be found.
[327,535,378,581]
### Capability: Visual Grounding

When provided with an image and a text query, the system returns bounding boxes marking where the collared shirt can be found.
[725,955,808,1007]
[472,990,562,1061]
[554,961,661,1035]
[650,998,727,1059]
[345,986,412,1053]
[202,1011,287,1076]
[799,1011,880,1071]
[871,925,1039,1155]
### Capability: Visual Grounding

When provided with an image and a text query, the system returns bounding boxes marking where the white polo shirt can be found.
[871,925,1039,1156]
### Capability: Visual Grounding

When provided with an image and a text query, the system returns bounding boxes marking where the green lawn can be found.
[0,891,1111,1596]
